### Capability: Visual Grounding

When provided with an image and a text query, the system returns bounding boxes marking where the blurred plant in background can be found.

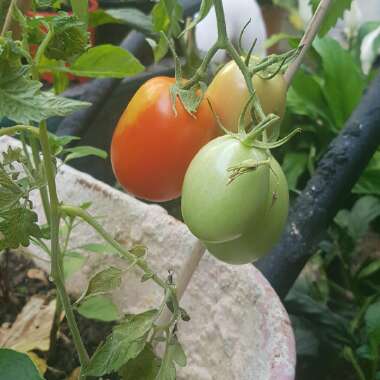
[261,1,380,379]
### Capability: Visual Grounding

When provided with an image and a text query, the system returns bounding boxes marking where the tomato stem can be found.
[39,121,90,373]
[59,204,169,291]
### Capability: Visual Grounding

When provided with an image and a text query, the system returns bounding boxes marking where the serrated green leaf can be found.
[0,348,45,380]
[310,0,354,37]
[66,45,144,78]
[45,14,88,61]
[119,344,161,380]
[282,152,308,191]
[64,145,107,162]
[0,207,44,250]
[313,37,365,127]
[1,146,23,165]
[83,309,157,376]
[77,266,123,304]
[0,66,90,123]
[77,295,120,322]
[0,187,22,211]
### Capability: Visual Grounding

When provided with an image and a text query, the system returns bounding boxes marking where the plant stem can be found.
[48,295,63,362]
[344,346,366,380]
[29,136,51,225]
[284,0,332,86]
[59,204,168,290]
[0,125,40,137]
[39,121,89,372]
[34,27,53,75]
[0,0,17,37]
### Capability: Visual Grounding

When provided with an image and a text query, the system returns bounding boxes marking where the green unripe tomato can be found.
[203,156,289,264]
[181,135,270,244]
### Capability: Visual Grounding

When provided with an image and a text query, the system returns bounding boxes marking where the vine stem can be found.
[39,122,89,374]
[59,204,168,290]
[284,0,333,86]
[0,0,17,37]
[183,0,267,123]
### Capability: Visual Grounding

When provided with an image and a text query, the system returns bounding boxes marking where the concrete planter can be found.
[1,136,296,380]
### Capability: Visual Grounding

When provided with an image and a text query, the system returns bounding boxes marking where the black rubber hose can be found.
[255,72,380,300]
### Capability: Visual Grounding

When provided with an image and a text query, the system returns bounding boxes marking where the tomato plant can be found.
[111,76,218,202]
[181,134,288,264]
[206,59,287,140]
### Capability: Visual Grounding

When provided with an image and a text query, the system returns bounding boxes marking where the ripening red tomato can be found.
[111,77,218,202]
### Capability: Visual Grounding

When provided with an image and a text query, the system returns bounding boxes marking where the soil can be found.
[0,250,119,380]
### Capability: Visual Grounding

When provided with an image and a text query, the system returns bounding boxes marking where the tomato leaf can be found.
[76,266,123,305]
[0,207,45,250]
[0,349,45,380]
[82,310,157,376]
[310,0,354,37]
[313,37,365,127]
[63,145,108,162]
[77,295,120,322]
[0,67,90,123]
[65,45,144,78]
[45,14,88,61]
[119,344,161,380]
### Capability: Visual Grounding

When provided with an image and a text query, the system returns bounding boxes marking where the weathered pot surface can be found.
[1,136,296,380]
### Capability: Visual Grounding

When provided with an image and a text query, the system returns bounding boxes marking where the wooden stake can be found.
[157,240,205,325]
[284,0,333,86]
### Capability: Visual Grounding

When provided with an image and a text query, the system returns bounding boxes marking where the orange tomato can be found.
[206,60,287,140]
[111,77,218,202]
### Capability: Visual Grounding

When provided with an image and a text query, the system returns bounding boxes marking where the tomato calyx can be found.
[162,32,209,117]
